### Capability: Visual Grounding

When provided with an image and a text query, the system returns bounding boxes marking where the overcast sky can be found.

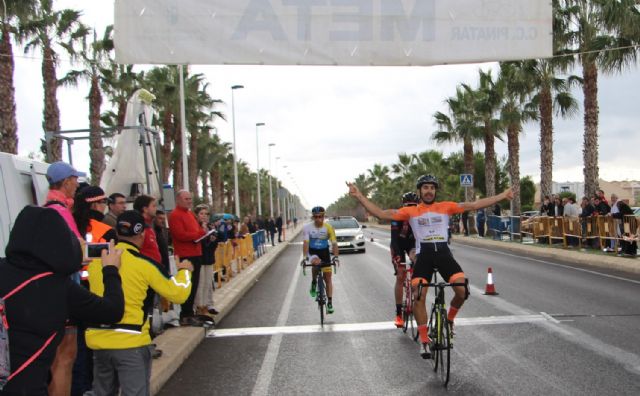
[13,1,640,209]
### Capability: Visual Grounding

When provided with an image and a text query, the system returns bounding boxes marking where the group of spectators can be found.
[537,189,637,254]
[0,160,288,395]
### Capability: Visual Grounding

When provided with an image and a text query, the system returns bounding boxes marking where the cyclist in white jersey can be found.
[303,206,339,314]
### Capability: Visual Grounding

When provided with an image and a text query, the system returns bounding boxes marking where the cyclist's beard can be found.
[421,191,436,204]
[314,219,323,227]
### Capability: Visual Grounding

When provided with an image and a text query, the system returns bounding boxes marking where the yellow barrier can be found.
[562,217,582,248]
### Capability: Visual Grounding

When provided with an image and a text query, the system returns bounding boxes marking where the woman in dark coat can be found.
[0,206,124,396]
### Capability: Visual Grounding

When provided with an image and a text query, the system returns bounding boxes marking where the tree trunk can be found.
[539,84,554,202]
[89,72,105,184]
[507,123,521,215]
[160,111,173,184]
[463,137,474,201]
[188,130,198,198]
[42,44,62,162]
[201,169,209,204]
[582,60,599,198]
[0,24,18,154]
[117,99,127,129]
[483,120,496,197]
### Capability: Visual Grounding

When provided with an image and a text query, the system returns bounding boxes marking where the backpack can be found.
[0,272,56,390]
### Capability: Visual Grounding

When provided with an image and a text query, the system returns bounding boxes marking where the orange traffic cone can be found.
[483,267,499,295]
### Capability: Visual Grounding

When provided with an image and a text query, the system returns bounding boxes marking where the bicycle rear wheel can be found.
[436,307,451,386]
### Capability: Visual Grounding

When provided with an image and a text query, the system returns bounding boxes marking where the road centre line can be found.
[207,314,553,338]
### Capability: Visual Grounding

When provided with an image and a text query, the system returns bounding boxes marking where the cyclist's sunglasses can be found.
[312,214,324,218]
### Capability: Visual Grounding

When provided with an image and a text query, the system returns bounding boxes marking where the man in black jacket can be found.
[0,206,124,396]
[275,215,283,242]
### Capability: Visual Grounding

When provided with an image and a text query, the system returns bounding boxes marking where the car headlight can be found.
[355,233,364,240]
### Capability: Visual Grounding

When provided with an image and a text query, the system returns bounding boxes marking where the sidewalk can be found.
[149,226,303,395]
[364,222,639,275]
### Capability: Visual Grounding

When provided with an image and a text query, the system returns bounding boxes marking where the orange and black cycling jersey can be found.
[392,202,464,253]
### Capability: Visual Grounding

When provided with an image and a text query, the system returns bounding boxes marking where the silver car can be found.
[326,216,366,253]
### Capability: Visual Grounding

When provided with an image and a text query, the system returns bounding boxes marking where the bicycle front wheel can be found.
[428,305,438,370]
[437,307,451,386]
[318,279,325,327]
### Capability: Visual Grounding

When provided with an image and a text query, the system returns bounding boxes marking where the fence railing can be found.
[481,214,638,253]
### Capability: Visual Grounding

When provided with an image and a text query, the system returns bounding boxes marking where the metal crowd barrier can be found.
[471,214,638,255]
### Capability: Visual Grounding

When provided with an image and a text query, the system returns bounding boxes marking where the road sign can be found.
[460,174,473,187]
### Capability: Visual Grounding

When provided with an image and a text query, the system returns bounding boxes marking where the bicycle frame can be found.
[401,263,416,338]
[416,269,468,387]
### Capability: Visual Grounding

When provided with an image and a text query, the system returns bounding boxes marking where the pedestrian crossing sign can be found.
[460,174,473,187]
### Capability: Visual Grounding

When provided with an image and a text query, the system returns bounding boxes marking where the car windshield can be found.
[328,219,360,229]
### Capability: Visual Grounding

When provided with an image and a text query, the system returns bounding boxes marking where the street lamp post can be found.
[231,85,244,218]
[255,122,265,216]
[268,143,276,218]
[275,157,281,217]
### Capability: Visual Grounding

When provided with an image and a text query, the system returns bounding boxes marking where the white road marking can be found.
[459,243,640,285]
[207,314,553,338]
[250,254,302,396]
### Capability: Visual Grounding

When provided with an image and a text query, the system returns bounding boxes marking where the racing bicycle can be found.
[301,257,338,326]
[416,268,468,387]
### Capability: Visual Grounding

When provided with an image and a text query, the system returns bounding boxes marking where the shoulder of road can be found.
[363,222,640,275]
[150,226,303,395]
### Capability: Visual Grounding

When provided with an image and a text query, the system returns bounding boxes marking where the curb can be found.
[364,222,639,274]
[149,226,303,395]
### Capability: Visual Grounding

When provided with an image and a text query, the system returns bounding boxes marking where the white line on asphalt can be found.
[207,314,552,338]
[250,254,302,396]
[459,243,640,285]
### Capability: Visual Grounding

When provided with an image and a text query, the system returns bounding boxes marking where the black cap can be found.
[116,210,148,237]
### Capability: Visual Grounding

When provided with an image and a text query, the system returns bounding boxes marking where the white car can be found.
[326,216,366,253]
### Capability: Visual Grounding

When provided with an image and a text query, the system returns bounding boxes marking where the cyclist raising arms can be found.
[347,175,513,357]
[391,192,419,328]
[303,206,339,314]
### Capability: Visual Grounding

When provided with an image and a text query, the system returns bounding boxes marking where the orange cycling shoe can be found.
[394,315,404,328]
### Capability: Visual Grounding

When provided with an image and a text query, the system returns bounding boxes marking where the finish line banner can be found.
[114,0,552,66]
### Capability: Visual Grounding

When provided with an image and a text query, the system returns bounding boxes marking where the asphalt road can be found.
[159,226,640,395]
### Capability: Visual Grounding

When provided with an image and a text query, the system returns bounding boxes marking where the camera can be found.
[86,242,110,258]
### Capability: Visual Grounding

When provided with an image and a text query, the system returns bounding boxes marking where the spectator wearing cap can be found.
[86,211,194,395]
[0,206,124,396]
[70,186,118,395]
[133,195,162,265]
[103,193,126,228]
[168,190,207,325]
[43,161,87,396]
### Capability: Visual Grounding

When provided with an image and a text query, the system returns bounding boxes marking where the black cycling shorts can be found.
[308,248,331,264]
[413,243,464,283]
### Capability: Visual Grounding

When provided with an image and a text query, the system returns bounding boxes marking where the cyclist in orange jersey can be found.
[348,175,513,358]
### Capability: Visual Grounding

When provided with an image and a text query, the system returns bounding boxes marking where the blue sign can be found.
[460,174,473,187]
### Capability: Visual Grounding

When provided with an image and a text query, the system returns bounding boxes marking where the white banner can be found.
[114,0,552,66]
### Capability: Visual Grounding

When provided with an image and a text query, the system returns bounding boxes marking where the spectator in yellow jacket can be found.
[86,210,194,395]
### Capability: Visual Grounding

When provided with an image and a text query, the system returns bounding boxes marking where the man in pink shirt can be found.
[43,161,86,396]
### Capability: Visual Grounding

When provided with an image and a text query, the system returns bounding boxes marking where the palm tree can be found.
[19,0,85,162]
[520,58,579,202]
[145,66,179,184]
[496,62,537,215]
[62,26,114,184]
[101,64,141,130]
[470,69,503,197]
[557,0,639,196]
[432,86,483,201]
[0,0,36,154]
